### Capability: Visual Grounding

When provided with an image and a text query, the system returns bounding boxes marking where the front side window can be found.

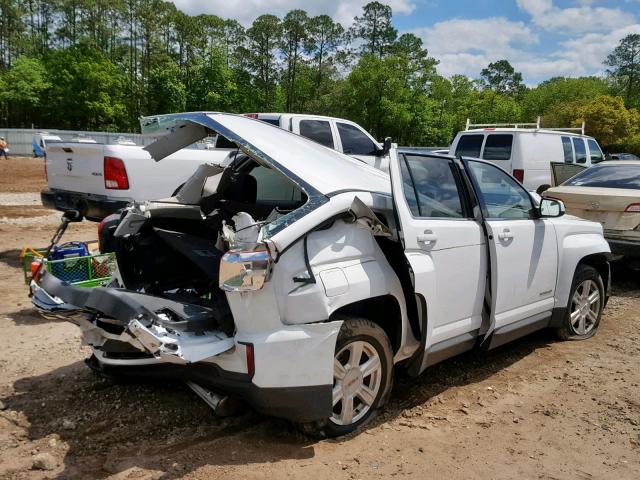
[564,164,640,189]
[587,139,604,163]
[572,137,587,164]
[337,123,378,155]
[299,120,334,149]
[482,134,513,160]
[561,136,573,163]
[399,155,465,218]
[455,134,484,158]
[466,160,533,220]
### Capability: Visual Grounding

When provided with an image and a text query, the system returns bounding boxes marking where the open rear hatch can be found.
[38,270,234,363]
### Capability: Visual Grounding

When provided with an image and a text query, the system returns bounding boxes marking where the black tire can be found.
[298,318,393,438]
[555,264,604,340]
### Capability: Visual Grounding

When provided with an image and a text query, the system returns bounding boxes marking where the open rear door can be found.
[550,162,587,186]
[388,150,487,374]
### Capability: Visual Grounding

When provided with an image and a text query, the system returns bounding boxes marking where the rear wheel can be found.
[556,264,604,340]
[298,318,393,438]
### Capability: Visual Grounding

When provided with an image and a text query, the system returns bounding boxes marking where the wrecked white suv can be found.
[34,113,611,437]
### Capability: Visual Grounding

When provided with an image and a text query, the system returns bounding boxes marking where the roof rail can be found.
[465,116,585,135]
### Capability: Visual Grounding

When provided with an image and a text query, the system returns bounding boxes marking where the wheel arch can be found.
[329,295,403,355]
[577,253,610,299]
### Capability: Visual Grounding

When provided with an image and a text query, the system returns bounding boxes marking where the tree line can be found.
[1,1,639,152]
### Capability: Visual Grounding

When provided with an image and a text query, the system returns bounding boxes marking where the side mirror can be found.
[62,210,83,223]
[538,198,565,218]
[377,137,392,157]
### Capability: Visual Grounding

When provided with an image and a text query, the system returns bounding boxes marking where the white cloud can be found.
[170,0,415,26]
[412,17,538,77]
[516,0,636,33]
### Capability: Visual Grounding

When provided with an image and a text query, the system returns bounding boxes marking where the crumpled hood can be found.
[140,112,391,197]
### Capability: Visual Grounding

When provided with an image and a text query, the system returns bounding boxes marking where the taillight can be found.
[625,203,640,213]
[513,169,524,183]
[240,342,255,377]
[244,113,259,119]
[104,157,129,190]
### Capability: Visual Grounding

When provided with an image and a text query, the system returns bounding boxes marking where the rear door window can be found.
[399,155,466,218]
[482,134,513,160]
[572,137,587,164]
[561,136,574,163]
[298,120,334,149]
[336,123,378,155]
[455,135,484,158]
[587,139,604,163]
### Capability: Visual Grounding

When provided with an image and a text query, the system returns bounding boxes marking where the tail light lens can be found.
[104,156,129,190]
[244,113,258,119]
[219,249,272,292]
[625,203,640,213]
[239,342,255,377]
[512,169,524,183]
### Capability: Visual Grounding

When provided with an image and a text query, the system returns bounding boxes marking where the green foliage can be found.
[521,77,611,121]
[543,96,639,146]
[480,60,525,97]
[608,135,640,156]
[605,34,640,107]
[43,47,127,130]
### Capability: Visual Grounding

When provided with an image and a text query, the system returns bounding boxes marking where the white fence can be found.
[0,128,152,156]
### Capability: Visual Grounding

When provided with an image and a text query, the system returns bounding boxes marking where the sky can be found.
[170,0,640,85]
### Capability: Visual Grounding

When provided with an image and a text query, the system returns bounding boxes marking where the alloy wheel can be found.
[331,340,383,426]
[569,279,601,335]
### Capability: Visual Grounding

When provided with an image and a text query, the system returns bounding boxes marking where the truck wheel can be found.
[298,318,393,438]
[556,264,604,340]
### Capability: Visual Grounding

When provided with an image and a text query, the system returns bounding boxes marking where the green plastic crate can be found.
[22,249,116,287]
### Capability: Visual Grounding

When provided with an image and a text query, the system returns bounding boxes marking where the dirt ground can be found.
[0,157,639,480]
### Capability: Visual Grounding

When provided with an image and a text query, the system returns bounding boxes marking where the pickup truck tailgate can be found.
[46,143,106,196]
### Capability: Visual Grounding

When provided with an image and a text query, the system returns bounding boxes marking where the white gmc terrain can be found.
[34,113,611,437]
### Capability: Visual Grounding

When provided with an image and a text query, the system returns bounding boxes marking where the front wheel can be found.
[556,264,604,340]
[298,318,393,438]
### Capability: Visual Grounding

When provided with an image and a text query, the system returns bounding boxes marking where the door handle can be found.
[417,230,437,243]
[498,228,514,240]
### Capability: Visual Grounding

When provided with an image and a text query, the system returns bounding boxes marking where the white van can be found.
[449,120,605,191]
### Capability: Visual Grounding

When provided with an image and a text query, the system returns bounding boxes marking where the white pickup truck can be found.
[42,113,387,221]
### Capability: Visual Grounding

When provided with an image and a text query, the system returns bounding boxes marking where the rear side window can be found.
[482,134,513,160]
[249,165,303,203]
[572,137,587,164]
[299,120,334,149]
[337,123,378,155]
[561,136,573,163]
[455,135,484,158]
[399,155,465,218]
[587,139,604,163]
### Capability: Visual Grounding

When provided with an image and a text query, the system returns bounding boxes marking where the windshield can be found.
[563,164,640,189]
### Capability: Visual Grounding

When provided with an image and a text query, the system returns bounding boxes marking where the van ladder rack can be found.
[465,117,585,135]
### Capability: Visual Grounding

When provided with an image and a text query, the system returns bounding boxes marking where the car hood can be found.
[140,112,391,197]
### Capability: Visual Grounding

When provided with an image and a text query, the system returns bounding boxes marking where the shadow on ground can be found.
[1,327,554,479]
[0,249,24,270]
